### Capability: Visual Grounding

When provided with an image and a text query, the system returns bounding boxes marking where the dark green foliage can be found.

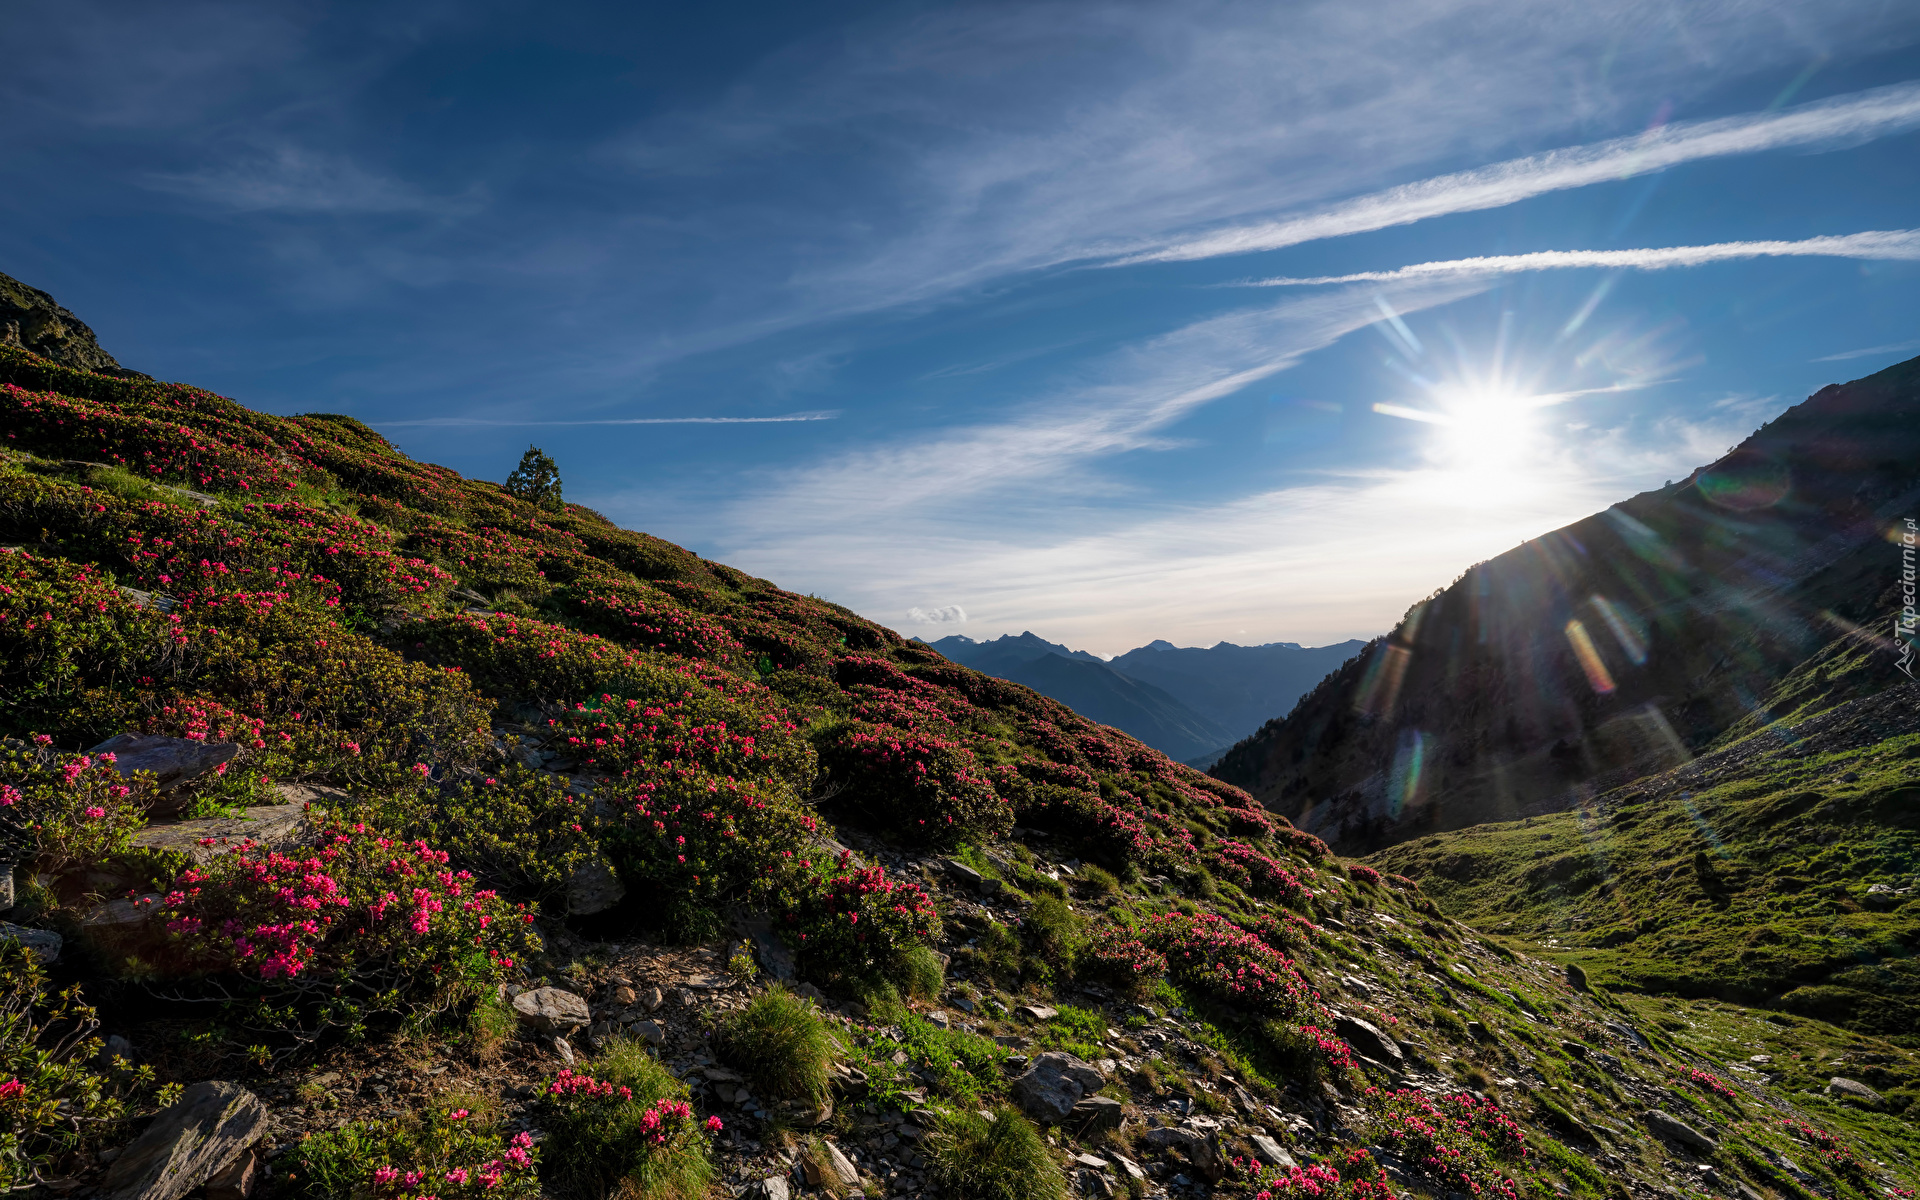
[503,445,563,510]
[539,1039,714,1200]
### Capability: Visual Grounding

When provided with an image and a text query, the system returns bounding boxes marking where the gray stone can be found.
[1249,1135,1295,1169]
[943,858,984,887]
[130,806,316,864]
[103,1081,268,1200]
[566,857,625,916]
[551,1037,575,1066]
[1644,1109,1717,1153]
[630,1020,666,1045]
[511,987,591,1033]
[0,922,60,963]
[1015,1004,1058,1022]
[1112,1154,1148,1182]
[90,734,243,811]
[205,1149,261,1200]
[1012,1052,1105,1124]
[0,860,14,912]
[1069,1094,1124,1133]
[1827,1077,1885,1108]
[738,916,798,981]
[812,1141,859,1187]
[1332,1014,1403,1066]
[750,1177,791,1200]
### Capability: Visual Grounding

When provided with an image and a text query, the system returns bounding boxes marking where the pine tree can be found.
[504,444,563,510]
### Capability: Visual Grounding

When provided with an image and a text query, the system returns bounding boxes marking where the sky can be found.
[4,0,1918,657]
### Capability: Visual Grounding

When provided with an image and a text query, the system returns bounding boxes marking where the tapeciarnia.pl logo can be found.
[1899,517,1917,680]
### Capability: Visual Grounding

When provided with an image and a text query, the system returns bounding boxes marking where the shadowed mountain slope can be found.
[1212,354,1920,853]
[1110,638,1368,754]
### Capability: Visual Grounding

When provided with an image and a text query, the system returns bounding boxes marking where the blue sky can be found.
[4,0,1918,656]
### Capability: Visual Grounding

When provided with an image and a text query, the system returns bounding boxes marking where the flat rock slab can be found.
[1250,1135,1296,1169]
[1644,1109,1717,1153]
[512,987,590,1033]
[103,1081,267,1200]
[91,734,242,812]
[1069,1094,1124,1133]
[131,806,315,864]
[0,922,61,963]
[1333,1014,1403,1066]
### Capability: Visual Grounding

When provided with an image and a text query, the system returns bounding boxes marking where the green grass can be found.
[895,944,946,1001]
[924,1105,1067,1200]
[713,986,836,1106]
[1370,727,1920,1035]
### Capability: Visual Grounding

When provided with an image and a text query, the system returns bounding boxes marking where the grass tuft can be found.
[714,985,836,1106]
[924,1104,1068,1200]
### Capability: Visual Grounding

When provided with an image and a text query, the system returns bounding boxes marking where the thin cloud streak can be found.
[1114,81,1920,266]
[1812,339,1920,361]
[375,411,840,427]
[1237,230,1920,287]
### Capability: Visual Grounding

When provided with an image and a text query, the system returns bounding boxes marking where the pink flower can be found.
[0,1079,24,1100]
[84,805,107,820]
[449,1109,470,1120]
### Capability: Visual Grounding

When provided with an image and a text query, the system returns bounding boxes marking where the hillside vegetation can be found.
[0,335,1915,1200]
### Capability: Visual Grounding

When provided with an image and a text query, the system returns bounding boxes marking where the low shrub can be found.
[0,737,152,875]
[923,1104,1066,1200]
[777,851,941,987]
[713,986,835,1107]
[1019,893,1085,982]
[1369,1088,1527,1198]
[281,1102,539,1200]
[0,941,157,1191]
[149,823,537,1041]
[1139,911,1316,1017]
[539,1047,721,1200]
[1232,1146,1395,1200]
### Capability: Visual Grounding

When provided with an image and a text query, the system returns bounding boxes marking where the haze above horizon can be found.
[4,0,1917,657]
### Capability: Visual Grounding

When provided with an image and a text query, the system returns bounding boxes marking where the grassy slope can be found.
[1370,636,1920,1040]
[2,342,1916,1199]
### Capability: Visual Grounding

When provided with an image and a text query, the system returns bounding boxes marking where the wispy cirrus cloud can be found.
[375,410,840,428]
[143,144,482,215]
[1235,229,1920,287]
[1812,339,1920,362]
[1112,81,1920,266]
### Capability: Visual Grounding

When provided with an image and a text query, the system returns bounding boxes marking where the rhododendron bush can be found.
[1232,1147,1395,1200]
[0,738,151,874]
[281,1104,540,1200]
[1370,1089,1528,1199]
[150,822,536,1031]
[773,850,942,984]
[1139,911,1317,1018]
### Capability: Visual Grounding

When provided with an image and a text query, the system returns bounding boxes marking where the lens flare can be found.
[1565,619,1616,694]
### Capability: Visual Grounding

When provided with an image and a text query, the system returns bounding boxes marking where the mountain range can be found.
[928,631,1365,765]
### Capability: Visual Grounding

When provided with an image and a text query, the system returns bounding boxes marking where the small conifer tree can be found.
[504,445,563,510]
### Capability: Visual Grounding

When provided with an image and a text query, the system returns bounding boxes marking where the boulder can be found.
[1249,1135,1296,1169]
[1644,1109,1717,1153]
[1012,1052,1105,1124]
[566,857,625,916]
[805,1142,858,1188]
[91,734,242,812]
[102,1081,268,1200]
[1827,1077,1885,1109]
[943,859,985,888]
[738,916,797,981]
[1332,1014,1403,1066]
[511,987,590,1033]
[1015,1004,1058,1022]
[1069,1094,1124,1133]
[749,1178,791,1200]
[1140,1126,1223,1180]
[0,922,60,963]
[130,806,315,864]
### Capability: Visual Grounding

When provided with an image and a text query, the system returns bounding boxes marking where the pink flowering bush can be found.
[1680,1066,1739,1102]
[1778,1117,1871,1184]
[1232,1147,1394,1200]
[1369,1089,1528,1199]
[149,821,536,1035]
[0,738,151,874]
[282,1104,539,1200]
[772,850,942,985]
[1212,840,1312,909]
[819,720,1012,847]
[1080,925,1169,993]
[540,1051,721,1200]
[1139,911,1317,1018]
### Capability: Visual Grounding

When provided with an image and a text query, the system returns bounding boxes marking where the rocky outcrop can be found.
[511,986,590,1033]
[1010,1052,1104,1124]
[91,734,243,813]
[131,805,316,864]
[101,1081,267,1200]
[0,272,142,376]
[1644,1109,1717,1153]
[0,922,61,963]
